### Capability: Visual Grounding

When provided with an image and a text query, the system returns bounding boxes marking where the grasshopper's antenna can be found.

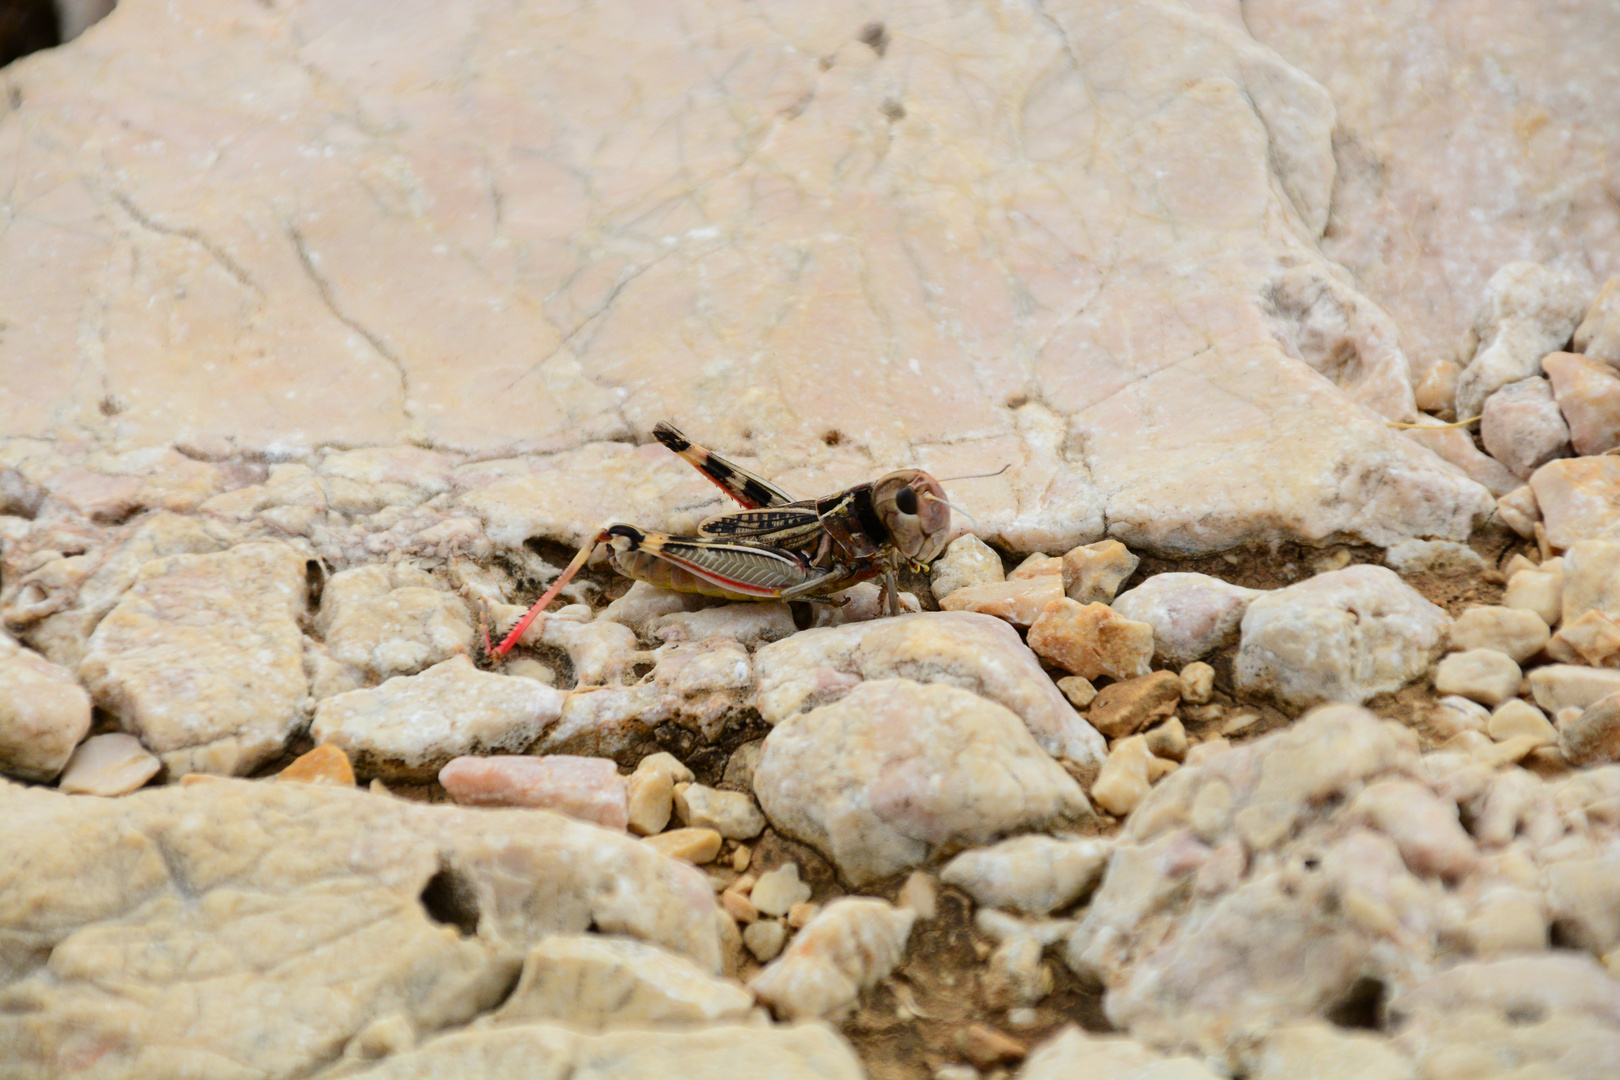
[921,491,980,528]
[933,463,1011,483]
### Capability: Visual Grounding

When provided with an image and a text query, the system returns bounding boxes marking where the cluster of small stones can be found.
[5,273,1620,1076]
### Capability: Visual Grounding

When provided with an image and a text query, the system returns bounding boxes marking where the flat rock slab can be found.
[0,0,1496,555]
[76,541,310,777]
[0,776,722,1079]
[490,934,754,1028]
[311,656,565,781]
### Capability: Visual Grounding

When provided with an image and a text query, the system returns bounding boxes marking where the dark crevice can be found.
[858,21,888,57]
[0,0,57,69]
[1504,1002,1546,1026]
[304,559,326,613]
[0,468,43,518]
[420,863,480,937]
[1325,975,1386,1030]
[92,504,142,527]
[287,226,409,404]
[1548,919,1584,951]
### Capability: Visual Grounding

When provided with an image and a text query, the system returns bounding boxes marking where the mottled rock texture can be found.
[754,680,1090,885]
[754,612,1106,765]
[77,541,310,777]
[335,1021,864,1080]
[1246,2,1620,377]
[1235,565,1450,709]
[1065,704,1620,1069]
[0,0,1498,555]
[0,778,723,1078]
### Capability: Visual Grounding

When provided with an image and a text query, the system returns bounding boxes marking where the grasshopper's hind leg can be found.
[490,529,610,659]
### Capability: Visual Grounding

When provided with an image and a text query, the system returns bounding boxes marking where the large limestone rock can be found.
[753,679,1091,885]
[1111,573,1261,668]
[1017,1026,1223,1080]
[489,934,753,1028]
[1063,705,1620,1067]
[0,0,1492,554]
[310,656,566,781]
[1387,955,1620,1080]
[76,541,310,776]
[0,777,723,1079]
[1234,565,1450,709]
[315,564,473,682]
[1066,707,1438,1057]
[753,611,1106,765]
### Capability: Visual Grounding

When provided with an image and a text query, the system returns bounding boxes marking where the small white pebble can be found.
[743,919,788,963]
[1006,1007,1040,1030]
[1220,709,1261,736]
[1178,661,1215,704]
[1488,699,1556,746]
[898,871,938,920]
[1434,649,1522,707]
[1091,735,1154,816]
[751,862,812,917]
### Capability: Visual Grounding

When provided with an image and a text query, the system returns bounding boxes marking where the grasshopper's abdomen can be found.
[609,548,766,600]
[604,525,837,601]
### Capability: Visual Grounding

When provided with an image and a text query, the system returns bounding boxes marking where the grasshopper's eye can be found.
[894,486,918,515]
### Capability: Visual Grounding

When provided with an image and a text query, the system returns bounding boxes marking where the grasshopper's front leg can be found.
[880,569,900,618]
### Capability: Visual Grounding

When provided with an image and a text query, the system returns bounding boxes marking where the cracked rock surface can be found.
[0,0,1500,554]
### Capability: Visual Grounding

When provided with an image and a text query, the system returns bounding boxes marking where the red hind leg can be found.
[491,529,609,658]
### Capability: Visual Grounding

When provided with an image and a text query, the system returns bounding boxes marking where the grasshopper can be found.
[485,422,979,659]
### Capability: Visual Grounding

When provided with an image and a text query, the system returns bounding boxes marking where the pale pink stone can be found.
[42,468,144,522]
[1544,351,1620,456]
[439,754,628,829]
[1480,377,1570,479]
[1529,457,1620,549]
[1575,276,1620,364]
[938,577,1063,628]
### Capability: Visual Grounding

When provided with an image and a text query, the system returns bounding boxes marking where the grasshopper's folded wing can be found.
[653,421,796,509]
[638,534,820,597]
[692,505,825,546]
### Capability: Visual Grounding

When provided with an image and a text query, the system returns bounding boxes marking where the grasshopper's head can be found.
[873,470,951,566]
